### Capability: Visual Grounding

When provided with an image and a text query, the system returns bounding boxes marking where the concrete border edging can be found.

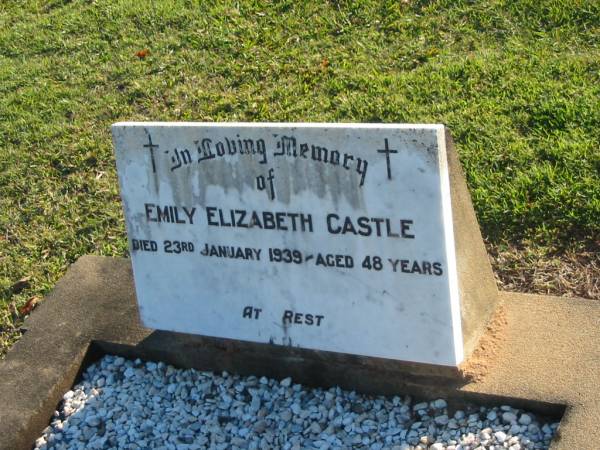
[1,256,598,450]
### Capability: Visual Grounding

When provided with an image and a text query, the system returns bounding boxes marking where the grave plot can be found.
[35,355,558,450]
[0,124,597,450]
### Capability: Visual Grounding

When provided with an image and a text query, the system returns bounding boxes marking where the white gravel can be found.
[35,355,559,450]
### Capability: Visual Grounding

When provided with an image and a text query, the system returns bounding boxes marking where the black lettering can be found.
[219,209,232,227]
[226,137,237,155]
[157,205,170,223]
[401,220,415,238]
[422,261,432,275]
[256,139,267,164]
[275,212,287,230]
[299,143,309,158]
[386,219,399,237]
[327,214,341,234]
[357,216,372,236]
[371,217,384,236]
[180,148,192,165]
[249,211,263,228]
[411,260,422,274]
[173,207,186,224]
[294,313,303,324]
[136,240,157,251]
[433,262,443,276]
[282,310,293,324]
[263,212,275,229]
[342,153,353,169]
[329,150,340,165]
[235,210,248,228]
[236,135,244,154]
[182,207,196,224]
[401,260,410,273]
[241,306,262,319]
[356,158,368,186]
[206,207,218,226]
[342,217,357,235]
[242,139,254,155]
[300,214,313,232]
[311,145,328,162]
[388,258,399,272]
[216,141,226,156]
[198,138,216,161]
[145,203,156,222]
[266,168,276,201]
[287,213,299,231]
[276,136,296,157]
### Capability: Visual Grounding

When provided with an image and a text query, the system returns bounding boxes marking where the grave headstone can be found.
[112,122,498,367]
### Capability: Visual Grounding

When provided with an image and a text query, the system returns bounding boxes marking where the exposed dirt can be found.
[458,244,600,380]
[459,303,508,382]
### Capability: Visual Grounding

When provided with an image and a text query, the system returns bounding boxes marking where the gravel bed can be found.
[35,355,558,450]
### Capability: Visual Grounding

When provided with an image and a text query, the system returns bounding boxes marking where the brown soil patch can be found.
[460,303,508,382]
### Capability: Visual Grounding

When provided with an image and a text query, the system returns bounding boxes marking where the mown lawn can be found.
[1,0,599,356]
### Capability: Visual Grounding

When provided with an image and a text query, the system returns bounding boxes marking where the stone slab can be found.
[445,130,498,357]
[0,255,598,450]
[112,123,498,366]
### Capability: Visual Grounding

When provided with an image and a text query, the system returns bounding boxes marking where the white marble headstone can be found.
[112,123,463,366]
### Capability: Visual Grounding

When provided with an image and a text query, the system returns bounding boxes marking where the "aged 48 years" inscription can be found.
[113,123,463,366]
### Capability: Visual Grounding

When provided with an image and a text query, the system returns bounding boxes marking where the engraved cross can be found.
[143,134,159,173]
[377,138,398,180]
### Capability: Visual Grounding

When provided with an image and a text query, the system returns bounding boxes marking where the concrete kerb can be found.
[0,255,598,450]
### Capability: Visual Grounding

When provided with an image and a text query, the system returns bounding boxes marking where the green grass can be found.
[1,0,599,355]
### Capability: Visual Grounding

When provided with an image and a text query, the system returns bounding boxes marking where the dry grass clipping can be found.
[488,245,599,301]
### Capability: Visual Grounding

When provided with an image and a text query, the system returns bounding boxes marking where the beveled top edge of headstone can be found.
[112,121,446,131]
